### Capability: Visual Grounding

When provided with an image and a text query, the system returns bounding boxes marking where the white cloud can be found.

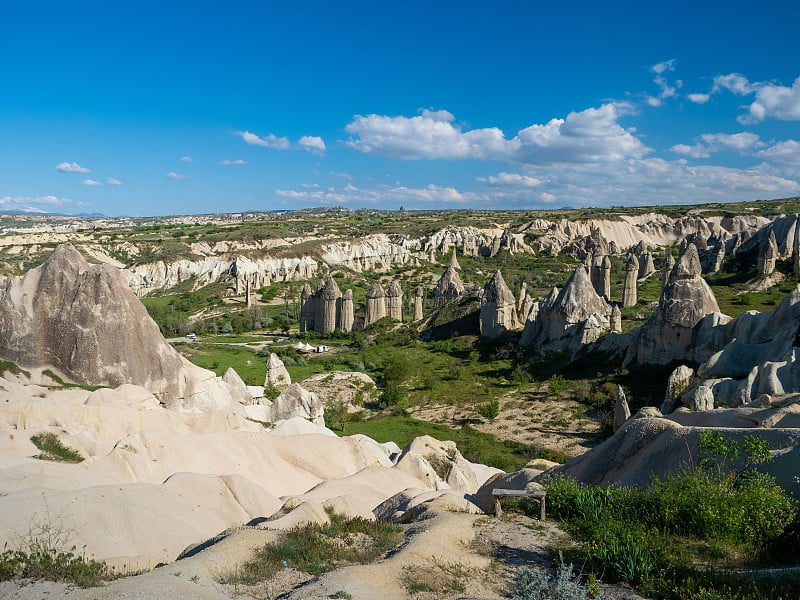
[106,177,122,186]
[297,135,326,155]
[345,103,648,164]
[166,171,188,180]
[757,140,800,164]
[651,59,675,75]
[671,132,762,159]
[745,77,800,123]
[670,143,710,158]
[180,156,193,163]
[712,73,755,95]
[80,179,102,186]
[699,132,762,151]
[478,172,543,187]
[235,130,291,149]
[0,195,78,212]
[329,171,353,180]
[56,161,90,173]
[419,108,455,122]
[221,159,247,166]
[688,93,710,104]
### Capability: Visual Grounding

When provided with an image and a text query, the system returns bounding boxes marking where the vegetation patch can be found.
[30,432,84,463]
[220,512,402,584]
[543,432,800,598]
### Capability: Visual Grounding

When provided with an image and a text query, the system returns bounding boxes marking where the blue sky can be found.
[2,1,800,216]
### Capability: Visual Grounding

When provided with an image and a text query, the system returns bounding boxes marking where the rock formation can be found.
[590,253,611,300]
[794,214,800,276]
[299,283,314,333]
[614,385,630,431]
[339,288,354,332]
[610,304,622,333]
[622,253,639,308]
[434,266,465,308]
[318,277,342,333]
[479,271,520,338]
[265,353,292,390]
[758,230,779,276]
[268,383,325,427]
[319,233,414,272]
[414,286,424,321]
[520,266,611,350]
[626,244,724,367]
[0,244,247,412]
[661,252,675,287]
[385,279,403,321]
[518,281,528,312]
[364,282,387,327]
[299,277,352,334]
[449,248,461,270]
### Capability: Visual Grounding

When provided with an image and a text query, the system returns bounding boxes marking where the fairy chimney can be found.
[339,289,354,333]
[414,286,424,321]
[479,270,520,338]
[364,282,387,327]
[622,253,639,308]
[385,279,403,321]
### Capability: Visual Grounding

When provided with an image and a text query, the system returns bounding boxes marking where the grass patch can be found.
[220,512,402,584]
[543,442,800,598]
[0,360,30,379]
[30,432,84,463]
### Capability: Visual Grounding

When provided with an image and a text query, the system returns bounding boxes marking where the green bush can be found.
[477,399,500,421]
[30,433,84,463]
[510,559,600,600]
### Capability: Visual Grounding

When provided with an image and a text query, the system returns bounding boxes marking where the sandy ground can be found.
[410,386,607,460]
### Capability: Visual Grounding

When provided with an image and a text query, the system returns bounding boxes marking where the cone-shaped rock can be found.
[265,353,292,389]
[627,244,722,366]
[0,244,243,410]
[622,253,639,308]
[479,270,520,338]
[434,266,465,308]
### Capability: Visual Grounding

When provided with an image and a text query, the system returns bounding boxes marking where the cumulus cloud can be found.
[478,172,543,187]
[345,104,648,164]
[106,177,122,186]
[646,60,678,107]
[688,93,710,104]
[235,130,291,149]
[699,132,762,151]
[671,132,762,158]
[757,140,800,164]
[712,73,755,95]
[745,77,800,123]
[166,171,188,180]
[297,135,326,155]
[670,143,710,158]
[180,156,193,163]
[651,59,675,75]
[276,182,484,206]
[221,159,247,166]
[0,195,77,213]
[56,161,90,173]
[80,179,102,186]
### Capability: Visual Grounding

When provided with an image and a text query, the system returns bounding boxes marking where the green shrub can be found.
[477,398,500,421]
[0,514,107,587]
[30,433,84,463]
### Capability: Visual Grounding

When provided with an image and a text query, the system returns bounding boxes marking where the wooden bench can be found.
[492,488,546,520]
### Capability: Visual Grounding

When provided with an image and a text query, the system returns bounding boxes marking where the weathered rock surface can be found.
[479,270,520,338]
[394,435,479,494]
[265,353,292,389]
[521,266,610,351]
[268,383,325,426]
[614,385,631,431]
[626,244,726,367]
[320,233,415,272]
[0,244,244,412]
[434,266,465,308]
